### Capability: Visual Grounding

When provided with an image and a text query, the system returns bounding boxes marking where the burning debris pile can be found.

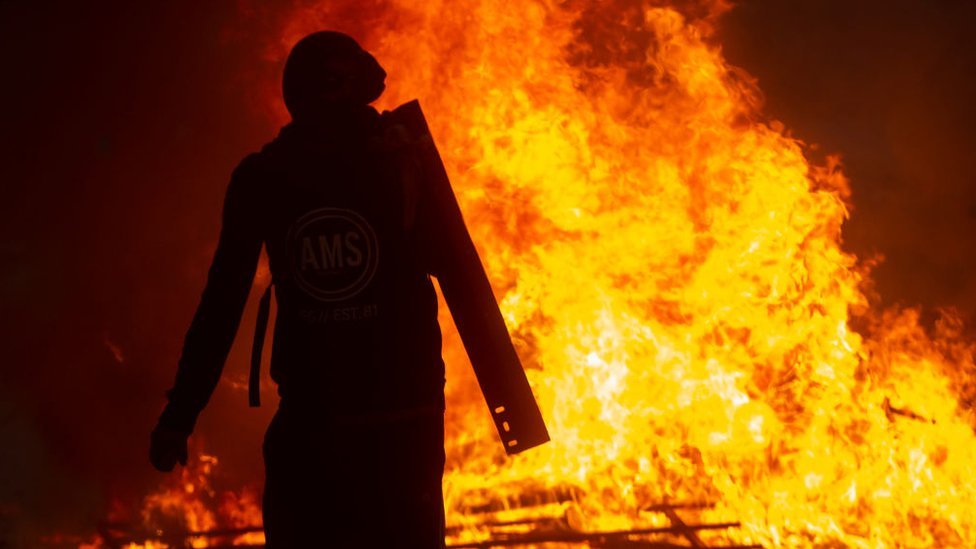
[92,0,976,547]
[89,454,264,549]
[93,455,761,548]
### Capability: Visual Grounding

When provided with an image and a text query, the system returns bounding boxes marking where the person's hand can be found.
[150,424,189,472]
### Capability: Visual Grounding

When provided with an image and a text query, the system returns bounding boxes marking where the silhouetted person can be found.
[150,31,548,548]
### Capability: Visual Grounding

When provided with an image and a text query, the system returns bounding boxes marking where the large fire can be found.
[107,0,976,547]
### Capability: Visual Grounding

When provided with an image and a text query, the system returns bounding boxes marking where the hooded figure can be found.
[150,30,547,548]
[281,31,387,120]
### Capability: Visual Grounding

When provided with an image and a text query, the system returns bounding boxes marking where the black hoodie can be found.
[159,105,444,433]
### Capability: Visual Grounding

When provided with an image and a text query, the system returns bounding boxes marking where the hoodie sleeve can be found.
[157,154,265,434]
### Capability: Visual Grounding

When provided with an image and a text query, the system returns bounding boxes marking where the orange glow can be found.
[105,454,264,548]
[121,1,976,547]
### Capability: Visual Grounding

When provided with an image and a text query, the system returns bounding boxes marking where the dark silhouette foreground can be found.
[150,31,547,548]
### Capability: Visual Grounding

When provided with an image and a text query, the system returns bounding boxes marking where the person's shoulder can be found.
[378,100,434,151]
[381,99,432,149]
[233,140,288,184]
[225,149,274,205]
[234,150,271,177]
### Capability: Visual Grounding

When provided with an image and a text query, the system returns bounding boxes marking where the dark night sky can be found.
[1,0,974,542]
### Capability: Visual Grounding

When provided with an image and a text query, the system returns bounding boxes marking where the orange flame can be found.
[269,1,976,546]
[121,1,976,547]
[96,454,264,548]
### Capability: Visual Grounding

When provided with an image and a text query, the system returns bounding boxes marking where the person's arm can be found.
[151,155,264,470]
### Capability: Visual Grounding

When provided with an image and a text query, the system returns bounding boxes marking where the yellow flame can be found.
[129,1,976,547]
[279,1,976,546]
[115,454,264,548]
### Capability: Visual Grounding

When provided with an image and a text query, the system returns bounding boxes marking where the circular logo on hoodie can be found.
[287,208,379,302]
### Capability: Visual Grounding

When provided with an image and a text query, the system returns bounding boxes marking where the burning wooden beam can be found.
[446,500,762,548]
[97,499,762,548]
[445,521,758,548]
